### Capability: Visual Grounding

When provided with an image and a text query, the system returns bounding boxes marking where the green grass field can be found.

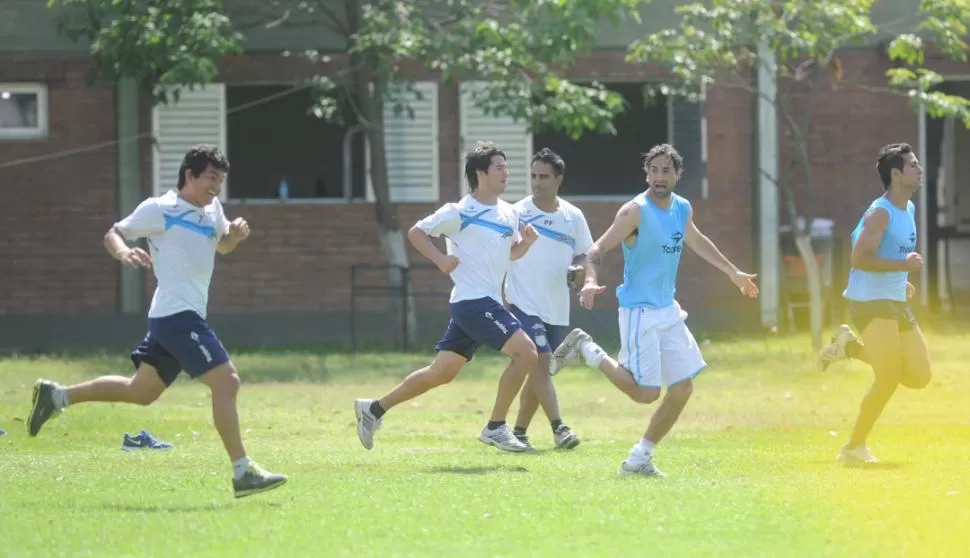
[1,331,968,557]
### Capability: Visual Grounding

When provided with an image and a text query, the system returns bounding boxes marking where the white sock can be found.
[53,386,69,410]
[578,339,607,368]
[633,438,656,457]
[232,456,251,479]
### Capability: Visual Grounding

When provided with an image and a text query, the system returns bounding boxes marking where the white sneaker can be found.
[817,324,858,372]
[837,444,878,465]
[354,398,383,450]
[550,328,591,376]
[618,454,666,478]
[478,424,529,452]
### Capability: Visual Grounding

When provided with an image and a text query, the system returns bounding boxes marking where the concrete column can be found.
[757,40,780,328]
[117,77,143,313]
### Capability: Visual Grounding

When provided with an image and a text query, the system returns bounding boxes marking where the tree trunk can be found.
[358,88,418,350]
[793,232,824,350]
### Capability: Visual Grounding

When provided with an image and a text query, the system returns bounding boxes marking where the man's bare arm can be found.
[684,215,741,277]
[103,227,131,261]
[850,208,913,272]
[585,201,639,285]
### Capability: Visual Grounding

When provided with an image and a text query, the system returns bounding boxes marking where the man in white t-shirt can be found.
[505,148,593,451]
[26,144,286,499]
[354,141,540,453]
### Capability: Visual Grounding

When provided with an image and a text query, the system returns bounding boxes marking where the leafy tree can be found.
[627,0,970,348]
[239,0,647,340]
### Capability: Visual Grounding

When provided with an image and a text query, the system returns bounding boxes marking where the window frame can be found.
[0,83,49,141]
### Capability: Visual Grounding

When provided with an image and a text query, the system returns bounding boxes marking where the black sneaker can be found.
[28,380,60,437]
[233,462,288,498]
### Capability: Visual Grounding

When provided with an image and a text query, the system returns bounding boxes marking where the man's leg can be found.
[897,307,932,390]
[623,321,706,476]
[510,318,577,449]
[354,317,472,450]
[27,334,175,437]
[841,311,904,464]
[490,328,538,424]
[552,308,662,405]
[160,314,286,498]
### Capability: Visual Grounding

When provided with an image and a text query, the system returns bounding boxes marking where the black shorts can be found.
[849,300,918,333]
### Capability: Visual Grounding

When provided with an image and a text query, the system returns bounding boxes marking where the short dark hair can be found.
[876,142,913,189]
[642,143,684,172]
[531,147,565,176]
[177,144,230,189]
[464,141,506,190]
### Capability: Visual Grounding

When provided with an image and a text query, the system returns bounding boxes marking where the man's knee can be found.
[504,332,538,365]
[201,362,241,396]
[901,362,932,389]
[667,378,694,401]
[631,387,661,405]
[427,351,466,385]
[129,363,167,405]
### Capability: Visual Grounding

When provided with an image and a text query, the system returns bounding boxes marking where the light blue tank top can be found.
[843,197,917,302]
[616,192,692,309]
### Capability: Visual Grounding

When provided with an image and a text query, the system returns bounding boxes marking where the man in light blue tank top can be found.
[816,142,931,465]
[549,144,759,477]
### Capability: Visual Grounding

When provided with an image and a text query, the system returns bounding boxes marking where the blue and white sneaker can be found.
[122,430,173,452]
[0,428,6,437]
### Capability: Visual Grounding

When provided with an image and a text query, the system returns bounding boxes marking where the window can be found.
[533,83,670,199]
[227,84,367,202]
[0,83,48,140]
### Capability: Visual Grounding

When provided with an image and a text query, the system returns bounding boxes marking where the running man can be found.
[27,144,287,498]
[816,142,931,464]
[505,148,592,451]
[551,144,759,477]
[354,141,539,453]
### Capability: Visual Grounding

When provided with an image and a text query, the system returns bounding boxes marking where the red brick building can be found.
[1,1,966,351]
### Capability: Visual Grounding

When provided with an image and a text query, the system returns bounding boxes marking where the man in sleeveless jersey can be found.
[505,148,593,451]
[550,144,759,477]
[354,141,540,453]
[26,145,287,498]
[816,142,931,464]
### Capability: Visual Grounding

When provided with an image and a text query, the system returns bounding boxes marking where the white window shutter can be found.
[152,84,228,200]
[458,81,532,202]
[366,81,439,203]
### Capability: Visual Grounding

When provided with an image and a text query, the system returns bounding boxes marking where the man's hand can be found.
[567,265,586,291]
[904,252,923,272]
[119,247,152,269]
[731,270,759,298]
[435,255,460,274]
[227,217,250,242]
[520,223,538,245]
[579,281,607,310]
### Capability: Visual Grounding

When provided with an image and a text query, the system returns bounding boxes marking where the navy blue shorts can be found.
[434,297,523,360]
[509,305,568,354]
[130,311,231,387]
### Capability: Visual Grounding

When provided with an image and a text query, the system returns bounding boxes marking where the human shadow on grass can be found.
[808,460,907,471]
[425,465,530,475]
[98,500,284,513]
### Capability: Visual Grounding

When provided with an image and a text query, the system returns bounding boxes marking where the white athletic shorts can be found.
[617,300,707,388]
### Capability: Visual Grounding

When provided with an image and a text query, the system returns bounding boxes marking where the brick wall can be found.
[0,54,118,314]
[194,50,757,320]
[6,48,942,326]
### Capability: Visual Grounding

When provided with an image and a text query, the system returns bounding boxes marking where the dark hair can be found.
[875,142,913,189]
[642,143,684,172]
[464,141,506,190]
[531,147,565,176]
[177,144,230,189]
